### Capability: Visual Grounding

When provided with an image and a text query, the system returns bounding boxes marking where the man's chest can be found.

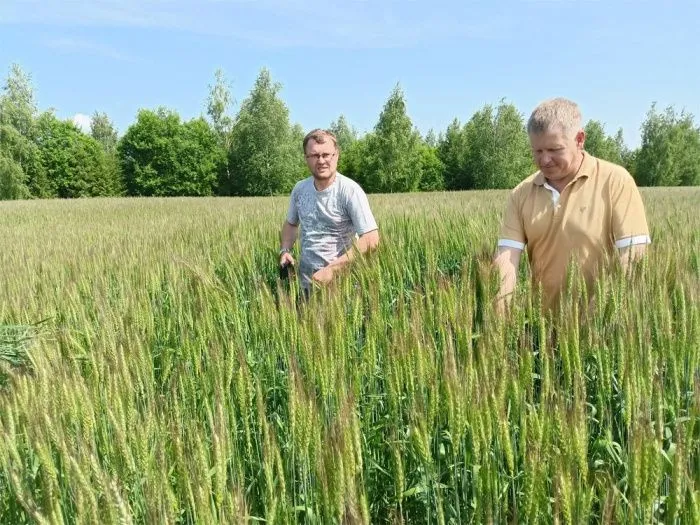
[523,187,609,247]
[296,192,348,229]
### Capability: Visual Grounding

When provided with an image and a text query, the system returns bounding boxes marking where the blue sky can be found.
[1,0,698,147]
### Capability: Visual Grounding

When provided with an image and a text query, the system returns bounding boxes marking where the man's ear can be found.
[576,129,586,149]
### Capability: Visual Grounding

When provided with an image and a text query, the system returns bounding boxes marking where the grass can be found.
[0,187,698,524]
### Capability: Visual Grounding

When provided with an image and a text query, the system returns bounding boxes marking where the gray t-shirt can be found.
[286,173,378,288]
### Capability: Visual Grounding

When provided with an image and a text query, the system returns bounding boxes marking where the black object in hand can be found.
[279,261,293,280]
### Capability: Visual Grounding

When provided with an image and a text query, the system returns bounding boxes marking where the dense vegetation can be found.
[1,188,698,523]
[2,64,699,201]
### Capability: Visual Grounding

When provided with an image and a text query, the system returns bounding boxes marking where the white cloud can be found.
[71,113,92,133]
[2,0,511,49]
[46,37,135,62]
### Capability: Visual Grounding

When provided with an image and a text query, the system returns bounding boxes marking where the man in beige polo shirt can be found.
[494,98,650,311]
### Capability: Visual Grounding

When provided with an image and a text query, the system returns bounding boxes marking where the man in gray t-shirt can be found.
[279,129,379,290]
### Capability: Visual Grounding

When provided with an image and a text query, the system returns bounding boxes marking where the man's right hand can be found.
[280,252,295,268]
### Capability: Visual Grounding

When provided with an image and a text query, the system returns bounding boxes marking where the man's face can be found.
[529,128,585,182]
[305,139,338,180]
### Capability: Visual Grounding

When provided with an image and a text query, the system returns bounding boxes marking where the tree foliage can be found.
[438,119,469,190]
[35,113,119,197]
[227,68,303,196]
[0,64,46,198]
[418,144,445,191]
[462,101,532,189]
[354,85,424,193]
[2,63,700,200]
[329,115,357,154]
[206,69,236,194]
[91,112,119,154]
[635,104,700,186]
[0,153,29,199]
[584,120,625,165]
[118,108,222,196]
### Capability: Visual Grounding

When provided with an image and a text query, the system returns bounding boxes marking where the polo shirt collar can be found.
[575,151,594,181]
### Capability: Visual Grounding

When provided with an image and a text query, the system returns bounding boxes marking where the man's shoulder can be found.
[292,177,314,194]
[334,173,369,199]
[587,153,634,182]
[335,173,363,191]
[509,171,540,198]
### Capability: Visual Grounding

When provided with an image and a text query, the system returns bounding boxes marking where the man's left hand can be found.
[312,266,334,284]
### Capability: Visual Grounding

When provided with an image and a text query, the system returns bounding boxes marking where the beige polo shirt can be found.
[498,151,650,306]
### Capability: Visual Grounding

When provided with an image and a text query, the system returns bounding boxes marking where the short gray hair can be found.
[527,98,582,137]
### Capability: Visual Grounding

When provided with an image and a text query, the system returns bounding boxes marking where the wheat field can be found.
[0,188,698,524]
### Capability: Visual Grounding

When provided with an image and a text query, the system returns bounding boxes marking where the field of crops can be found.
[1,187,698,524]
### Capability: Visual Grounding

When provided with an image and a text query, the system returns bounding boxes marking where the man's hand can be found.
[312,266,334,284]
[619,243,647,275]
[495,294,510,317]
[280,252,295,268]
[493,246,522,315]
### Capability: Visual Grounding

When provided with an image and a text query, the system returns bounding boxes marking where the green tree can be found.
[584,120,624,165]
[227,68,302,196]
[338,134,369,184]
[438,119,469,190]
[0,63,48,197]
[290,122,309,182]
[91,111,118,153]
[329,115,357,153]
[0,154,29,199]
[206,69,235,144]
[463,101,532,189]
[424,128,438,148]
[330,115,358,175]
[179,117,226,195]
[0,125,32,199]
[635,103,700,186]
[417,144,445,191]
[118,108,222,196]
[34,113,116,197]
[357,84,423,193]
[91,111,124,195]
[622,146,639,179]
[0,64,36,137]
[206,69,236,194]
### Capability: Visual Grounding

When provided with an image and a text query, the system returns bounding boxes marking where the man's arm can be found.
[327,229,380,270]
[312,184,380,282]
[494,246,522,314]
[280,184,301,266]
[610,170,650,275]
[279,221,299,266]
[618,242,647,274]
[311,229,379,283]
[493,186,525,313]
[280,221,299,251]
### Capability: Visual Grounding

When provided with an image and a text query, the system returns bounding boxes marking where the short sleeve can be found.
[347,186,378,235]
[286,184,300,225]
[498,189,526,250]
[610,171,650,248]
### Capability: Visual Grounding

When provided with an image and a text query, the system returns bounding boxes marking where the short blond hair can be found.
[527,98,582,137]
[303,129,338,153]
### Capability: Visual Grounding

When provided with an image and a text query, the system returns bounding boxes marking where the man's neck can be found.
[313,172,337,191]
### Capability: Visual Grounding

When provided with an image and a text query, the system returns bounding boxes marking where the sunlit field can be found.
[1,188,698,524]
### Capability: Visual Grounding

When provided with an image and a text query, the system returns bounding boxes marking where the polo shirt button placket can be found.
[553,193,562,217]
[553,192,565,222]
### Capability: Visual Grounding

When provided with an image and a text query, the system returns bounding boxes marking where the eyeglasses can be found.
[305,152,336,162]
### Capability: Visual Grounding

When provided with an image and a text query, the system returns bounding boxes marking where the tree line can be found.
[1,63,699,200]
